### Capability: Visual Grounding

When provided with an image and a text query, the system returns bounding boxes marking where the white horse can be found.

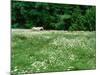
[32,27,44,31]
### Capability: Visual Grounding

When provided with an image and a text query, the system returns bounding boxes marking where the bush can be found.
[24,21,33,28]
[54,22,65,30]
[11,1,96,31]
[12,23,19,28]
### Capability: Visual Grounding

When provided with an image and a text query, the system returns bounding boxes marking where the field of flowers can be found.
[11,30,96,74]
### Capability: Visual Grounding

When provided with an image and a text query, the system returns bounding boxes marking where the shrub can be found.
[11,1,96,31]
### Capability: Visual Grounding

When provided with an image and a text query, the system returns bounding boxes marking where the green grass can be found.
[11,30,96,74]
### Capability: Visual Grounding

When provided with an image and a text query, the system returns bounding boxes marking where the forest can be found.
[11,1,96,31]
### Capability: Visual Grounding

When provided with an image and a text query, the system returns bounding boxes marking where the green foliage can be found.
[54,22,65,30]
[11,1,96,31]
[11,30,96,74]
[12,23,19,28]
[84,7,96,31]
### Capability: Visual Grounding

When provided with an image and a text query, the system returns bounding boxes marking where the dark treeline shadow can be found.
[11,1,96,31]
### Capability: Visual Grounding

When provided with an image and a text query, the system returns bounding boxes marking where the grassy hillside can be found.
[11,30,96,74]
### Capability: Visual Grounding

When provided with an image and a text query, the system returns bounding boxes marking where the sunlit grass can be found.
[11,30,96,74]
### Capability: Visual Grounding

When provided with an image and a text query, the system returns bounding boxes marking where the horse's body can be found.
[32,27,44,31]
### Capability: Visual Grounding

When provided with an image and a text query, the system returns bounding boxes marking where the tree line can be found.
[11,1,96,31]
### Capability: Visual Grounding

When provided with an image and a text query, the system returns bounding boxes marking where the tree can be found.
[11,1,96,31]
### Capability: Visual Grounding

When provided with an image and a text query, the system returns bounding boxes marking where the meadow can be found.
[11,30,96,74]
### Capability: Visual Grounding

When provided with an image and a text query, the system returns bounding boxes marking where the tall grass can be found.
[11,30,96,74]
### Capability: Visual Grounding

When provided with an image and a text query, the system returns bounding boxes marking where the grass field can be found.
[11,30,96,74]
